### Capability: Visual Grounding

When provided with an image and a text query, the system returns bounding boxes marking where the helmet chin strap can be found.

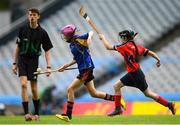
[67,36,77,43]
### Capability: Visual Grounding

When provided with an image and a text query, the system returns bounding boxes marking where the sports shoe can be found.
[34,115,40,121]
[24,114,32,121]
[168,102,176,115]
[56,114,71,122]
[108,107,123,116]
[120,96,126,110]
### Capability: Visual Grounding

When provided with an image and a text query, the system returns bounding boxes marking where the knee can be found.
[113,83,120,91]
[144,92,150,97]
[67,87,74,94]
[89,91,97,98]
[113,84,117,90]
[144,90,157,100]
[144,91,152,98]
[21,83,27,90]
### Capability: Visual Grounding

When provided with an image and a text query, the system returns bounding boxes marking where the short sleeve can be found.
[77,33,89,39]
[75,33,90,46]
[42,30,53,52]
[138,45,148,56]
[16,27,22,45]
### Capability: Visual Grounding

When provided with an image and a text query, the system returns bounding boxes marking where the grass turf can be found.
[0,115,179,124]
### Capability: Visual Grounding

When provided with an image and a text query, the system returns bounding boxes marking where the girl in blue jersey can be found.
[55,24,124,122]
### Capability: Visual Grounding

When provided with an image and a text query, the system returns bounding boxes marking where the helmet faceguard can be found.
[119,30,140,60]
[119,30,137,41]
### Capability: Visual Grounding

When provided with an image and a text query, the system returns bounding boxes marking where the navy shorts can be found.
[18,56,39,81]
[120,68,148,92]
[77,68,94,85]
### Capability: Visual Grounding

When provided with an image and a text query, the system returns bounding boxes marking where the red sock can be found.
[156,96,168,107]
[115,95,121,107]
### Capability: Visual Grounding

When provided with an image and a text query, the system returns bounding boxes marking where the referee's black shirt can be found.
[16,24,53,57]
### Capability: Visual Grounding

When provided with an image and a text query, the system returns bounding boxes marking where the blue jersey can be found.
[69,33,94,71]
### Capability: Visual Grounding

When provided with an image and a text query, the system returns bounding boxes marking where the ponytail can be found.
[131,41,140,62]
[128,32,140,62]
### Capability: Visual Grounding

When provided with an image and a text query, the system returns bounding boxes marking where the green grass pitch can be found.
[0,115,179,124]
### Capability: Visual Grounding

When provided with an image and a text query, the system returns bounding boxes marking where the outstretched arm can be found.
[98,34,114,50]
[148,50,161,67]
[58,59,76,72]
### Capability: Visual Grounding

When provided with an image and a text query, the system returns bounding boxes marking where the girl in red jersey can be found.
[98,30,176,116]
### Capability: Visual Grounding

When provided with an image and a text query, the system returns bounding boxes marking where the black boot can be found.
[108,107,123,116]
[168,102,176,115]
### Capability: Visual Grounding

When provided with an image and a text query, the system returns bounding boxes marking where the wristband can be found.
[13,63,17,65]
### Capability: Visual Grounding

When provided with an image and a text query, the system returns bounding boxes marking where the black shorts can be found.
[120,68,148,92]
[77,68,94,85]
[18,56,39,81]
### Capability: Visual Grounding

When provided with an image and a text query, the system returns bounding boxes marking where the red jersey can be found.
[114,42,148,73]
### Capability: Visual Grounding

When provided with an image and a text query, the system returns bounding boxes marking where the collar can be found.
[28,23,40,30]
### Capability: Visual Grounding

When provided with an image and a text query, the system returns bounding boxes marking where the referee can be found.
[12,8,53,121]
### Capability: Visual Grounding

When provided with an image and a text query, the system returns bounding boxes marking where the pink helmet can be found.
[60,24,76,37]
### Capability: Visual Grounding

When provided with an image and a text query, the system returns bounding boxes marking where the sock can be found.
[22,101,29,115]
[33,99,40,115]
[66,101,74,119]
[104,94,114,101]
[156,96,168,107]
[115,94,121,109]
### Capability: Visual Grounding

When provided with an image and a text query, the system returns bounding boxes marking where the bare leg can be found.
[143,88,158,100]
[143,88,176,115]
[66,78,83,119]
[113,80,124,108]
[67,79,83,102]
[86,80,107,98]
[113,80,124,94]
[30,81,38,100]
[56,79,83,121]
[20,76,32,121]
[108,80,124,116]
[20,76,28,102]
[30,80,40,120]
